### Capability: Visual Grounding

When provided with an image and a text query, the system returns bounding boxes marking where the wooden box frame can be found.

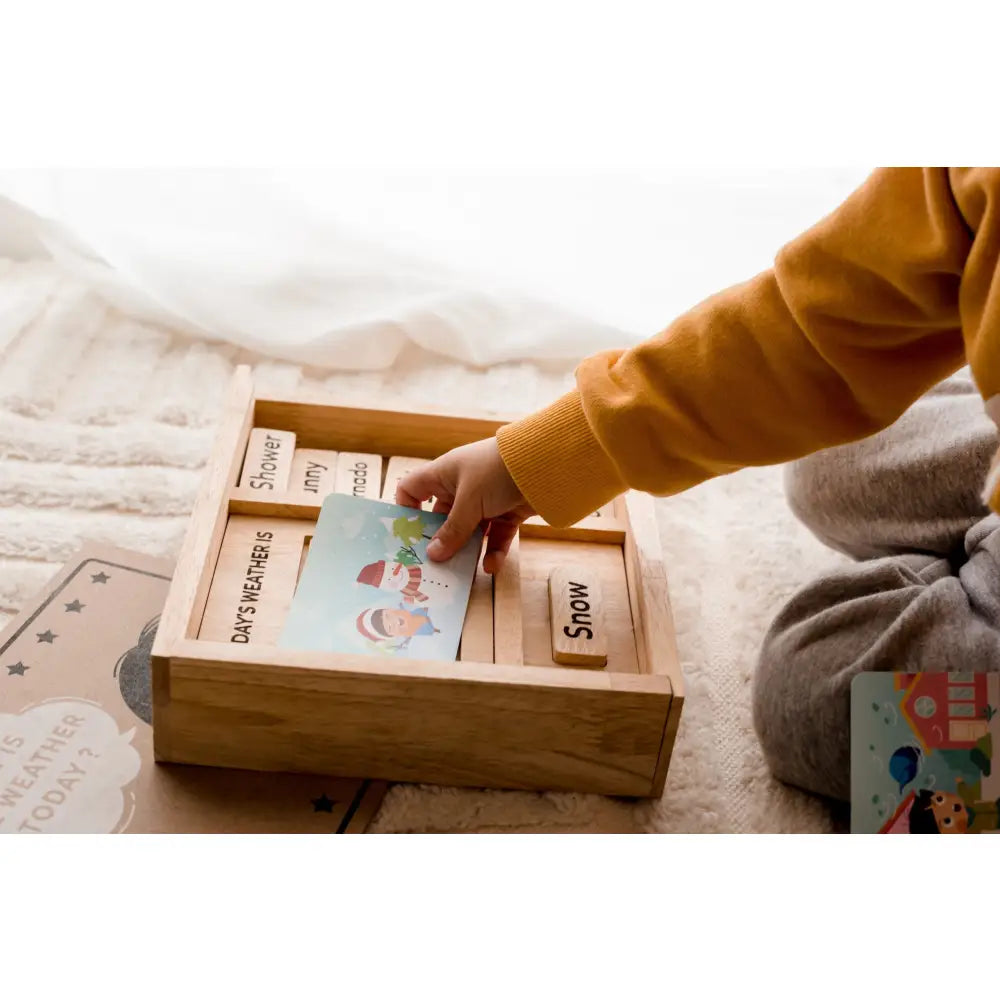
[151,367,684,797]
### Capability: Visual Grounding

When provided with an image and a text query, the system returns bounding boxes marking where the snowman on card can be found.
[279,495,483,660]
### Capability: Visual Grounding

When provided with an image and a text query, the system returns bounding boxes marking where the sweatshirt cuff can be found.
[496,389,627,527]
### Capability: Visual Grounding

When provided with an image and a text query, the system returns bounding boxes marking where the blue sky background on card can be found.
[279,494,482,660]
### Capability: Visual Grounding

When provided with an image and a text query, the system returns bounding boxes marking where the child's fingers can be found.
[482,518,519,574]
[482,550,505,575]
[426,495,482,562]
[396,465,441,509]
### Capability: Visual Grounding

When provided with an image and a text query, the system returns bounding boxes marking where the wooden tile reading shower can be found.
[239,428,296,492]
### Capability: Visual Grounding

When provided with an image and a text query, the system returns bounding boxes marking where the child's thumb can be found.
[427,497,480,562]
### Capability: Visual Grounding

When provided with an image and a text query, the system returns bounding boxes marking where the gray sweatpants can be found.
[752,370,1000,803]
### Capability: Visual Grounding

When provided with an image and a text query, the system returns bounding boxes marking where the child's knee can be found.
[782,454,830,533]
[782,453,861,556]
[751,551,980,803]
[752,614,854,803]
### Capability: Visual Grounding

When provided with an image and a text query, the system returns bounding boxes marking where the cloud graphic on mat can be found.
[0,699,141,833]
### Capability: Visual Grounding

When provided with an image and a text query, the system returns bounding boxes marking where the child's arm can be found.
[401,168,1000,567]
[502,168,982,524]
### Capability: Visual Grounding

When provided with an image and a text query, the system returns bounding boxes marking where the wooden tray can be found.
[151,367,684,797]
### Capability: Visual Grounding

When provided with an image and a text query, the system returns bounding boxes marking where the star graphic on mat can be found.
[91,572,110,584]
[311,793,335,813]
[6,661,29,676]
[36,630,57,643]
[64,600,85,613]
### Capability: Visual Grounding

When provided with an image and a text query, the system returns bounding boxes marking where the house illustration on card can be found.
[894,672,991,750]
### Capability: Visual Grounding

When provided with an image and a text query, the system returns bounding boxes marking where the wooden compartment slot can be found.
[459,553,494,663]
[520,538,638,674]
[492,534,524,665]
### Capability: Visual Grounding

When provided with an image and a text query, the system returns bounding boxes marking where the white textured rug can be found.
[0,258,848,832]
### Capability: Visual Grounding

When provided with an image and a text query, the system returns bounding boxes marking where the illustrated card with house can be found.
[279,494,484,661]
[850,672,1000,834]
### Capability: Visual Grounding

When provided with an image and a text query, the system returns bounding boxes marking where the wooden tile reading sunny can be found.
[290,448,339,497]
[199,516,312,646]
[382,455,433,510]
[240,428,296,492]
[334,452,382,499]
[548,565,607,668]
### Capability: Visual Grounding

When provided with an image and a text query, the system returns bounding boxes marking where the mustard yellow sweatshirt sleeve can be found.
[497,168,975,527]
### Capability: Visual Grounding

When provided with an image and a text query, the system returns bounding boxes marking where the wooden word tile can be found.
[289,448,339,497]
[239,428,296,492]
[382,455,433,510]
[199,516,312,646]
[334,452,383,500]
[547,565,607,668]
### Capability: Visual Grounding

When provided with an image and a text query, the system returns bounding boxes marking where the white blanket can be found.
[0,168,868,367]
[0,171,631,370]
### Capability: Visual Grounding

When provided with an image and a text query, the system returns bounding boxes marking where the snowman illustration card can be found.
[279,493,483,661]
[851,672,1000,833]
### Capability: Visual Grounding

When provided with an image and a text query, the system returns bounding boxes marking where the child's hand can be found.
[396,438,535,574]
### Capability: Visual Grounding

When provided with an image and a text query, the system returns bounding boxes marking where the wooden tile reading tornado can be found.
[382,455,433,511]
[290,448,339,498]
[334,452,382,500]
[548,565,608,668]
[199,516,312,646]
[239,428,296,492]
